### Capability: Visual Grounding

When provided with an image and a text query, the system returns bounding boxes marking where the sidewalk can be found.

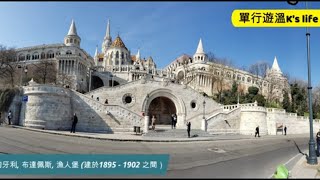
[3,124,316,178]
[290,155,320,178]
[6,125,309,142]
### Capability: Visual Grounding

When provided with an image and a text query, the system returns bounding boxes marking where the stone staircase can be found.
[72,90,143,133]
[143,126,214,138]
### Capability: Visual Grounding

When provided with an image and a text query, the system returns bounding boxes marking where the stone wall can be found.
[23,85,72,130]
[85,78,222,129]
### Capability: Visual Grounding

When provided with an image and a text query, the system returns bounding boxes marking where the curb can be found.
[9,125,309,143]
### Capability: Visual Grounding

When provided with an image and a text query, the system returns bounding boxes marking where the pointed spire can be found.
[94,45,98,57]
[105,19,110,38]
[196,38,205,54]
[67,19,78,36]
[271,56,282,73]
[136,49,140,60]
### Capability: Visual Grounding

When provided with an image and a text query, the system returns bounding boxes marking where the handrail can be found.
[72,90,143,120]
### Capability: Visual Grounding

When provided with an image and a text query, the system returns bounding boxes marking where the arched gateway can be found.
[141,89,186,131]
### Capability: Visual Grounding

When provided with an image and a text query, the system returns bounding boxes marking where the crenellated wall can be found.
[23,85,72,130]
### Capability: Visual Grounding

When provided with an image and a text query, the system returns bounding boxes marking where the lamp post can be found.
[24,66,28,86]
[202,93,207,131]
[287,1,317,165]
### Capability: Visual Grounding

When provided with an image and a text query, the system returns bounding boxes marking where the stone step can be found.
[144,128,214,138]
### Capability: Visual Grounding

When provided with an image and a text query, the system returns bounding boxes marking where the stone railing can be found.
[207,107,241,127]
[223,101,257,111]
[72,90,143,127]
[240,106,266,112]
[267,108,286,113]
[187,107,223,123]
[24,84,71,97]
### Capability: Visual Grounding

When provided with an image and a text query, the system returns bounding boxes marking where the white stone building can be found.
[11,18,309,136]
[15,20,94,92]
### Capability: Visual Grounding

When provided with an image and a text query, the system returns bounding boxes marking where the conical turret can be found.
[64,19,81,47]
[193,38,206,62]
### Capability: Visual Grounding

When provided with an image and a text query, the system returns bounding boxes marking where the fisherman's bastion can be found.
[6,20,320,136]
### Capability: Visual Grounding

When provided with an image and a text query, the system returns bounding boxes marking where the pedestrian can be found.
[173,114,177,129]
[70,113,78,133]
[8,110,12,125]
[255,126,260,137]
[171,114,175,129]
[151,115,156,130]
[316,129,320,156]
[284,126,287,136]
[187,121,191,138]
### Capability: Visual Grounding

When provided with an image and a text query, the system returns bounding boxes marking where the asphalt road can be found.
[0,126,309,178]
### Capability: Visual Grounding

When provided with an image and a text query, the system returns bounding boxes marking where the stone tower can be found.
[64,19,81,47]
[102,19,112,54]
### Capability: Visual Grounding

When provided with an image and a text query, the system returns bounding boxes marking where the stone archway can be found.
[148,97,176,125]
[141,89,186,130]
[92,76,104,90]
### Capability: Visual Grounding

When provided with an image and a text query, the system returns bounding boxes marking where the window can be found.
[70,39,73,43]
[121,52,124,59]
[56,51,61,55]
[66,50,72,55]
[47,51,54,58]
[26,54,30,60]
[116,51,119,58]
[32,52,39,60]
[19,54,25,61]
[41,52,45,59]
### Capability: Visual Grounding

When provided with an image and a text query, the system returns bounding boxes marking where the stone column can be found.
[144,115,149,133]
[201,118,207,131]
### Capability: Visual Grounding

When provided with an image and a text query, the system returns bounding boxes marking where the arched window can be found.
[74,39,77,44]
[66,50,72,55]
[47,51,54,58]
[26,54,30,60]
[201,56,203,60]
[247,77,251,83]
[242,77,245,81]
[66,39,69,44]
[116,51,119,58]
[121,52,124,59]
[70,39,73,43]
[32,52,39,60]
[41,52,45,59]
[56,51,60,55]
[19,54,25,61]
[110,52,113,59]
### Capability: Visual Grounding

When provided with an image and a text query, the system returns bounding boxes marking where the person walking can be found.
[8,110,12,125]
[171,114,175,129]
[284,126,287,136]
[255,126,260,137]
[316,129,320,156]
[173,114,177,129]
[70,113,78,133]
[187,121,191,138]
[151,115,156,130]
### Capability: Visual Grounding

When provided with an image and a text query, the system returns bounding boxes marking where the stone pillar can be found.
[176,114,186,129]
[144,115,149,133]
[201,118,207,132]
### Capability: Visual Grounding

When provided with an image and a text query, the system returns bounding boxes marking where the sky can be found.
[0,1,320,86]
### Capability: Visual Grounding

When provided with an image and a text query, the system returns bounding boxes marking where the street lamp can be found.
[202,93,207,131]
[24,66,28,86]
[287,1,317,165]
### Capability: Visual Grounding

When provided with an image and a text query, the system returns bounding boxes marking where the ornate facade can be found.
[14,19,289,103]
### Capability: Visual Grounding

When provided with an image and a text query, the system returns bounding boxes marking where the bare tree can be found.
[0,45,18,88]
[57,73,73,88]
[248,61,270,78]
[32,60,57,84]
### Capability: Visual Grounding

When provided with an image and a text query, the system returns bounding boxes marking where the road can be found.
[0,126,309,178]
